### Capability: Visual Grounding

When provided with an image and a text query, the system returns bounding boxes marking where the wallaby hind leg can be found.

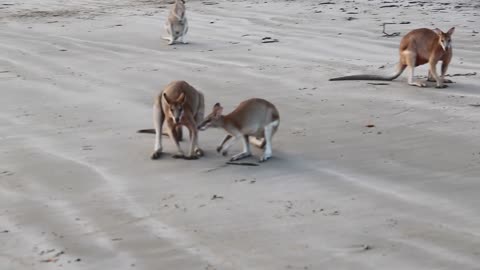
[260,121,277,162]
[404,51,426,87]
[230,135,252,161]
[152,102,165,160]
[184,126,199,160]
[427,71,436,82]
[180,22,189,44]
[193,92,205,157]
[166,119,185,159]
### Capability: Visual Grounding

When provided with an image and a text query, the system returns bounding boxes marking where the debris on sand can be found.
[382,23,400,37]
[380,4,400,8]
[211,194,224,200]
[446,72,476,77]
[40,258,58,263]
[261,37,279,43]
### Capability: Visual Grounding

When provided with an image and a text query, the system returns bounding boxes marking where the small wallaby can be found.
[139,80,204,160]
[330,27,455,88]
[198,98,280,163]
[163,0,189,45]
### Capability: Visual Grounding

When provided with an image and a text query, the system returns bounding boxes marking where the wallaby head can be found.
[198,103,223,130]
[434,27,455,51]
[163,92,186,124]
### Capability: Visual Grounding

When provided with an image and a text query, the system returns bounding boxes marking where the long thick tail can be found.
[137,129,156,134]
[137,128,183,141]
[329,65,406,82]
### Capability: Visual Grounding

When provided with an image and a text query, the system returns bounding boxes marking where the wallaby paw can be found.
[184,155,199,160]
[195,148,204,157]
[436,84,448,89]
[216,146,222,153]
[259,155,272,163]
[222,150,229,157]
[172,153,185,159]
[151,150,162,160]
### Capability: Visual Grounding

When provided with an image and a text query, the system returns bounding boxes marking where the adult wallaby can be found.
[330,27,455,88]
[198,98,280,162]
[163,0,189,45]
[139,81,204,160]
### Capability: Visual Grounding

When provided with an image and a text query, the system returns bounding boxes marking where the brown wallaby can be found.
[330,27,455,88]
[198,98,280,162]
[163,0,188,45]
[138,80,204,160]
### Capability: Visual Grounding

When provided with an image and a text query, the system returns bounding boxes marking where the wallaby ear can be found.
[433,28,443,35]
[163,93,172,104]
[447,27,455,36]
[213,103,223,116]
[177,92,186,104]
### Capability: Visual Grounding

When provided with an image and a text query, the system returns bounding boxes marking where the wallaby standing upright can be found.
[164,0,189,45]
[330,27,455,88]
[198,98,280,162]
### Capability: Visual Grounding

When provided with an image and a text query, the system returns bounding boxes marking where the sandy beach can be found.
[1,0,480,269]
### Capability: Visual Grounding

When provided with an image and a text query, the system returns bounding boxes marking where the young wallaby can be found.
[140,80,204,160]
[163,0,188,45]
[330,27,455,88]
[198,98,280,163]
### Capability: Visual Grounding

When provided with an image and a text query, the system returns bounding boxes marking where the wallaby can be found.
[139,80,204,160]
[198,98,280,163]
[163,0,189,45]
[330,27,455,88]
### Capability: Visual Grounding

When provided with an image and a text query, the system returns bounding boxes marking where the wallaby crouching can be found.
[330,27,455,88]
[145,80,204,160]
[198,98,280,163]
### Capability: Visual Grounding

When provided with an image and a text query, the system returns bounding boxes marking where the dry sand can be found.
[1,0,480,269]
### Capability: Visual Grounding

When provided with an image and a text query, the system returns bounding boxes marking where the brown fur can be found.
[198,98,280,162]
[149,80,204,160]
[164,0,188,45]
[330,27,455,88]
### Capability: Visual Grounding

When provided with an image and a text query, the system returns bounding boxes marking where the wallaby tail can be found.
[329,64,406,82]
[175,126,183,141]
[137,129,156,134]
[137,128,182,141]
